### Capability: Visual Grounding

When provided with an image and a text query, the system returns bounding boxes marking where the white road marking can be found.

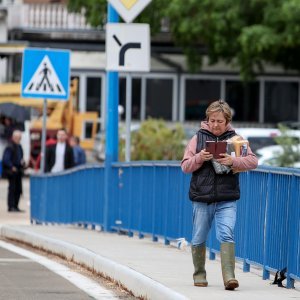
[0,258,31,262]
[0,240,118,299]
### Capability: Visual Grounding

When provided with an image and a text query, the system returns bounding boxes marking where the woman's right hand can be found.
[200,149,213,161]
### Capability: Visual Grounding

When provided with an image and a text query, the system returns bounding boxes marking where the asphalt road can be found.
[0,244,94,300]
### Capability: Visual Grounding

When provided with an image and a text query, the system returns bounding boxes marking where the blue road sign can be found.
[21,48,70,100]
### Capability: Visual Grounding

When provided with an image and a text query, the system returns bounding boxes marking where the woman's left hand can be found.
[216,153,233,166]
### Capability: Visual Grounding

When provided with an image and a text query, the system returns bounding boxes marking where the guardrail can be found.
[31,165,105,225]
[30,163,300,288]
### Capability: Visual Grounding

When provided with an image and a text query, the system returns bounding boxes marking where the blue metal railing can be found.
[30,162,300,287]
[31,165,105,225]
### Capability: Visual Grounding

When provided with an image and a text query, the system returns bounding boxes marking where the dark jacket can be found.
[2,142,24,178]
[189,129,240,203]
[44,143,74,173]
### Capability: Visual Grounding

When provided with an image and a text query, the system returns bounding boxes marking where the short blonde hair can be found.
[206,100,232,124]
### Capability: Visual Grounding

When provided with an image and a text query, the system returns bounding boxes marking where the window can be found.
[146,78,173,120]
[185,79,221,121]
[12,54,22,82]
[132,79,141,120]
[264,81,299,123]
[225,81,259,122]
[83,121,94,139]
[119,78,141,120]
[86,77,101,112]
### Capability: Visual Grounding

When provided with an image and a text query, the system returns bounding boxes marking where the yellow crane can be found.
[0,79,98,167]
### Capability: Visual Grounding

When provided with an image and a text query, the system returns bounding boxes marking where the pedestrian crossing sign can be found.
[21,48,70,100]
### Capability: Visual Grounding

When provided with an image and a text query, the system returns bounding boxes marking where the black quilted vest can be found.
[189,129,240,203]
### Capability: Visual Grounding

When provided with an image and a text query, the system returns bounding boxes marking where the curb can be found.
[0,225,188,300]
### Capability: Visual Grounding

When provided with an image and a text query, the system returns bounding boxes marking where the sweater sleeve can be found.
[231,146,258,171]
[181,135,204,173]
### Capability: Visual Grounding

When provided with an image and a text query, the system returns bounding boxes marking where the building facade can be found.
[0,0,300,142]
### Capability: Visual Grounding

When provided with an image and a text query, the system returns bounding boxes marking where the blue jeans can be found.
[191,201,237,246]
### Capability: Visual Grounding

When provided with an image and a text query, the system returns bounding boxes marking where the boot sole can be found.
[225,279,239,290]
[194,282,208,287]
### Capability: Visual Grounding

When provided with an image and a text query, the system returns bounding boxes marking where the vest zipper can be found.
[214,137,219,199]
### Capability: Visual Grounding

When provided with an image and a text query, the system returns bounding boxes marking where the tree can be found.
[67,0,300,81]
[166,0,300,80]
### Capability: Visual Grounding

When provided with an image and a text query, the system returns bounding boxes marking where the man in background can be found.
[69,136,86,166]
[45,129,74,173]
[2,130,26,212]
[34,134,56,171]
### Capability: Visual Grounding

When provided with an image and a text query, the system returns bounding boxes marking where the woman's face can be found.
[208,111,227,136]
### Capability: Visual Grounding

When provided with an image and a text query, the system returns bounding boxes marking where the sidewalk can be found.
[0,178,299,300]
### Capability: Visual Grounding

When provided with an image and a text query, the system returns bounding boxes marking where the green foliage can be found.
[272,125,300,167]
[166,0,300,80]
[119,119,186,161]
[67,0,107,28]
[67,0,300,81]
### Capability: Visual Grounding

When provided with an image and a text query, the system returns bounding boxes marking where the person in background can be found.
[69,136,86,166]
[181,100,258,290]
[2,130,26,212]
[34,134,57,171]
[45,129,74,173]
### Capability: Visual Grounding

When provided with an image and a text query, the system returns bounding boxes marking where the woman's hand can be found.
[200,149,213,161]
[216,153,233,166]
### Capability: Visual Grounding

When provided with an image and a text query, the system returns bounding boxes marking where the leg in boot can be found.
[220,242,239,290]
[191,245,208,287]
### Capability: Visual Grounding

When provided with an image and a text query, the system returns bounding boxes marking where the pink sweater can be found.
[181,123,258,174]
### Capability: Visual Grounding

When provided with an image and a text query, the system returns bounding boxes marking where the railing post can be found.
[286,175,297,289]
[164,166,170,245]
[128,166,134,237]
[103,4,119,231]
[262,172,272,280]
[152,166,158,242]
[243,172,251,272]
[138,166,144,239]
[209,247,216,260]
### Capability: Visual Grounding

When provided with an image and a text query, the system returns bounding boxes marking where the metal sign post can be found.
[104,0,151,230]
[40,98,47,173]
[103,3,119,232]
[125,73,132,161]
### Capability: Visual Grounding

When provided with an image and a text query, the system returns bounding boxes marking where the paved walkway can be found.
[0,178,299,300]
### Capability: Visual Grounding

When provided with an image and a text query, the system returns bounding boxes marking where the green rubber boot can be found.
[220,242,239,290]
[191,245,208,287]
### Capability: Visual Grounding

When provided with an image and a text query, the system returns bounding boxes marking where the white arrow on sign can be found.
[106,23,150,72]
[108,0,152,23]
